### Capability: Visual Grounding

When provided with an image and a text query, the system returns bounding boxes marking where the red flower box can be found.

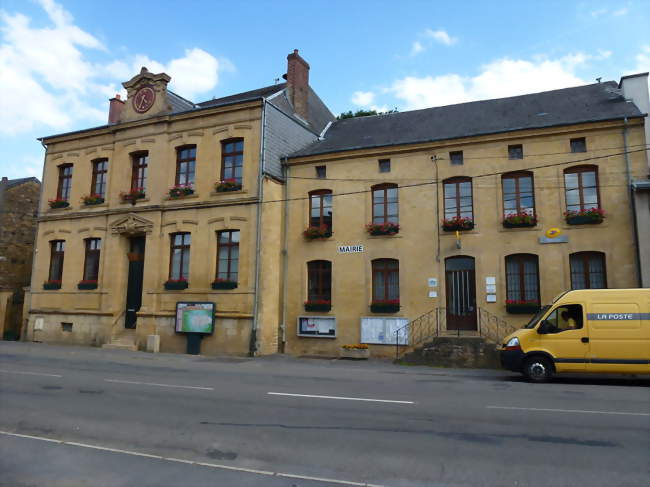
[442,216,474,231]
[120,188,146,203]
[564,208,605,225]
[215,179,242,192]
[48,198,69,209]
[366,222,400,236]
[303,225,332,240]
[304,299,332,312]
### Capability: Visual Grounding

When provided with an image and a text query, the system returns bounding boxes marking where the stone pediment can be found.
[110,213,154,235]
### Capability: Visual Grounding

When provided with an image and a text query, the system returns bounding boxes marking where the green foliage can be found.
[337,108,398,120]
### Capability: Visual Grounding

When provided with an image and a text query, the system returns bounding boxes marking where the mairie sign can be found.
[338,244,364,254]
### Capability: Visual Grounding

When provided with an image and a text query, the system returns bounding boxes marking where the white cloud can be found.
[635,45,650,72]
[351,90,375,106]
[424,29,457,46]
[410,41,424,56]
[390,54,588,110]
[590,8,608,18]
[612,7,628,16]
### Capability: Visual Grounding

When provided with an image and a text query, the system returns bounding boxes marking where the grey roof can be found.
[268,87,335,135]
[290,81,645,158]
[4,177,40,188]
[167,90,195,113]
[197,83,286,108]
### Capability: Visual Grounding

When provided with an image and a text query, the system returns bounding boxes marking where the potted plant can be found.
[164,278,188,290]
[120,187,146,204]
[48,198,69,209]
[43,279,62,290]
[168,184,194,199]
[366,222,400,236]
[303,225,332,240]
[370,299,400,313]
[503,212,537,228]
[215,178,242,192]
[565,208,605,225]
[505,299,541,314]
[340,344,370,359]
[78,279,98,290]
[442,216,474,232]
[211,278,238,290]
[304,299,332,312]
[81,194,104,206]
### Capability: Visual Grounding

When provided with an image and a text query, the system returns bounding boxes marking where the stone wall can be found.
[401,337,501,369]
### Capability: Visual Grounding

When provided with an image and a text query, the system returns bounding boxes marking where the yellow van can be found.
[499,289,650,382]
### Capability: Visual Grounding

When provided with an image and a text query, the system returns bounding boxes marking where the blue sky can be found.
[1,0,649,179]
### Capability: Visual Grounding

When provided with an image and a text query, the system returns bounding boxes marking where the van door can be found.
[538,304,589,372]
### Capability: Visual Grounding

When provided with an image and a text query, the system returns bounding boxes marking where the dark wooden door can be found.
[445,256,477,331]
[125,237,146,329]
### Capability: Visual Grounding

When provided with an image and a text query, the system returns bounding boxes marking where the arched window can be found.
[371,184,398,224]
[443,177,473,220]
[175,145,196,186]
[502,171,535,218]
[570,252,606,289]
[564,165,599,212]
[221,138,244,185]
[372,259,399,301]
[307,260,332,302]
[309,190,333,230]
[505,254,540,303]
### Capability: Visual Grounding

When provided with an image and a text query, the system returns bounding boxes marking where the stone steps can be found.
[400,336,500,369]
[102,329,137,351]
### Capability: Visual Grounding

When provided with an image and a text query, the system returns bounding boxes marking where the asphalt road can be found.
[0,342,649,487]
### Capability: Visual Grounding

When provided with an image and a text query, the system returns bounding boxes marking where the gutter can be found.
[623,117,642,287]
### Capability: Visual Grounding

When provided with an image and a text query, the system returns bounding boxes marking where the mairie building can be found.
[24,52,649,358]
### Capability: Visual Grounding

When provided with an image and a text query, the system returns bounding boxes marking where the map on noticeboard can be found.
[175,302,215,334]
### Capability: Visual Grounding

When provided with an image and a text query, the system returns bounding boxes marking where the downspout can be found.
[432,155,440,262]
[280,156,290,353]
[251,99,267,356]
[623,117,643,287]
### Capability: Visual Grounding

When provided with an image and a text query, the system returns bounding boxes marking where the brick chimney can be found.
[286,49,310,121]
[108,93,125,124]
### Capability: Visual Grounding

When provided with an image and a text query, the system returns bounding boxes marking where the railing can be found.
[477,307,519,346]
[108,310,127,341]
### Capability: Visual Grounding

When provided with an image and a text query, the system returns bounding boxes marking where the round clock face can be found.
[133,86,155,113]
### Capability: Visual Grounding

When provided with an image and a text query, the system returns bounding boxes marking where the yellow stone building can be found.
[25,55,649,358]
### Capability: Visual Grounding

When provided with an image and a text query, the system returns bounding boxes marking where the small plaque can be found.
[428,291,438,298]
[337,245,364,253]
[486,294,497,303]
[486,276,496,285]
[486,284,496,293]
[428,278,438,287]
[539,235,568,244]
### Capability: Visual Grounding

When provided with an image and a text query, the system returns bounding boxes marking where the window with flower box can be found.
[505,254,540,313]
[371,259,399,312]
[564,165,601,223]
[46,240,65,289]
[91,159,108,199]
[443,177,473,230]
[221,139,243,186]
[175,145,196,187]
[502,171,536,227]
[130,152,148,193]
[214,230,239,289]
[305,190,333,239]
[168,233,190,287]
[57,164,73,202]
[570,252,606,289]
[306,260,331,311]
[80,238,101,289]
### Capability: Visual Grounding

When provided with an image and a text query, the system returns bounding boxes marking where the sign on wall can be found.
[298,316,336,337]
[361,317,409,345]
[175,302,215,334]
[337,245,364,253]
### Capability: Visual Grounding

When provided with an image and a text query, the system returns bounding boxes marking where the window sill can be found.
[210,189,248,197]
[120,197,150,205]
[80,202,108,210]
[440,227,479,235]
[164,193,199,202]
[48,205,72,212]
[367,234,402,239]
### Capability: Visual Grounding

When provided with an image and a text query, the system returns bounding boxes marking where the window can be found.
[378,159,391,172]
[502,171,535,217]
[570,137,587,153]
[543,305,583,333]
[450,151,464,165]
[372,259,399,301]
[57,164,73,201]
[169,233,191,280]
[131,152,148,191]
[315,165,326,179]
[570,252,606,289]
[564,166,599,212]
[61,322,73,332]
[82,238,101,281]
[508,144,523,160]
[221,139,243,184]
[443,177,473,220]
[91,159,108,198]
[371,184,398,224]
[48,240,65,282]
[505,254,540,303]
[216,230,239,283]
[175,146,196,186]
[307,260,331,302]
[309,190,333,229]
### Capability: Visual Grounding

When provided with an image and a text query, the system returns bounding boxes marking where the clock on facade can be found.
[132,86,156,113]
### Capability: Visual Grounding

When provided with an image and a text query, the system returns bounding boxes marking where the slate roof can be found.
[167,91,195,113]
[197,84,286,108]
[290,81,645,158]
[4,177,40,188]
[267,87,335,135]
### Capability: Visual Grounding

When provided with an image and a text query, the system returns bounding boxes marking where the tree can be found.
[337,108,398,120]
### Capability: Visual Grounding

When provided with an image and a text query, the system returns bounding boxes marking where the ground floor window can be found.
[570,252,606,289]
[170,233,191,280]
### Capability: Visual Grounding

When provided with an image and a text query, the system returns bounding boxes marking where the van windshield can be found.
[524,305,550,328]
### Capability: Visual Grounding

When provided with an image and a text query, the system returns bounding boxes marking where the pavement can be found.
[0,341,649,487]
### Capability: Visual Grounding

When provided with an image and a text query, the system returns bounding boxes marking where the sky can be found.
[1,0,649,179]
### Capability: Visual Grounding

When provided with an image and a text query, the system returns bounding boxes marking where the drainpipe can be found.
[623,117,642,287]
[251,99,267,356]
[280,156,290,353]
[432,155,441,263]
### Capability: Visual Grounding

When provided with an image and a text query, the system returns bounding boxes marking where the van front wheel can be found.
[523,356,553,383]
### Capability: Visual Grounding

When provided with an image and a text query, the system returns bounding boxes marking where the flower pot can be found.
[211,281,238,290]
[304,303,332,312]
[366,223,400,236]
[169,189,194,199]
[370,303,400,313]
[503,220,536,228]
[303,228,332,240]
[43,282,61,290]
[49,201,69,209]
[83,198,104,206]
[339,348,370,359]
[215,182,242,192]
[442,222,474,232]
[78,282,98,290]
[506,303,540,314]
[164,281,188,290]
[566,215,603,225]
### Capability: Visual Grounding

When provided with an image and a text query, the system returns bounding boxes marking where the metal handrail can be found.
[394,307,440,360]
[108,310,127,341]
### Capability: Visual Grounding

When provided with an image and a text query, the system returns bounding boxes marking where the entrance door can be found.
[445,256,477,331]
[125,236,146,329]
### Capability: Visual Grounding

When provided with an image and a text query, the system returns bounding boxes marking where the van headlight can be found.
[504,337,521,351]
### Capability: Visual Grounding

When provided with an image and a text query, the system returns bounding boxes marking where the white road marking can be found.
[0,430,384,486]
[103,379,213,391]
[487,406,650,416]
[268,392,414,404]
[0,369,62,378]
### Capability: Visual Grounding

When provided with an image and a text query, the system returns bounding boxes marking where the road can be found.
[0,341,649,487]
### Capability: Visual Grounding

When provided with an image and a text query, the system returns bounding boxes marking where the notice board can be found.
[361,317,409,345]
